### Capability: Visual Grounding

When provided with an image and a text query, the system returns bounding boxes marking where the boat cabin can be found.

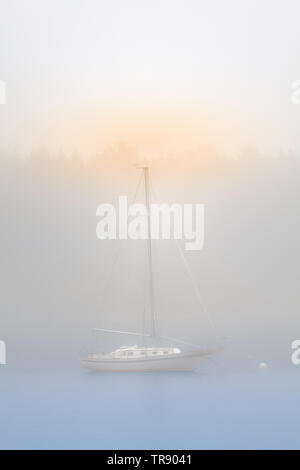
[111,345,181,359]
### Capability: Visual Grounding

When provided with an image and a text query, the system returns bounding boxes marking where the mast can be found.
[143,167,156,339]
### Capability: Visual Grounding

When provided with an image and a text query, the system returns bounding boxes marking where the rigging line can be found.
[142,239,148,344]
[173,238,216,333]
[97,171,143,318]
[149,176,218,337]
[159,335,202,349]
[138,170,149,346]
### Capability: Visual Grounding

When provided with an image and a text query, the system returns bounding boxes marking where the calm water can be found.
[1,360,300,449]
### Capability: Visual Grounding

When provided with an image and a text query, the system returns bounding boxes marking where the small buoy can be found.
[259,362,268,371]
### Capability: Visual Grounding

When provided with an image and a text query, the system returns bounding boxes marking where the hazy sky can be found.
[1,0,300,156]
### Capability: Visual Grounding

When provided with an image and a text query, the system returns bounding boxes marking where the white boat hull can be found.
[80,349,214,372]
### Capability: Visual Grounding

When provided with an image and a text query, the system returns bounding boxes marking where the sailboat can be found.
[80,167,220,371]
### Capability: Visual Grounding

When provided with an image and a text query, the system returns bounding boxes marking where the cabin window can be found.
[163,351,168,355]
